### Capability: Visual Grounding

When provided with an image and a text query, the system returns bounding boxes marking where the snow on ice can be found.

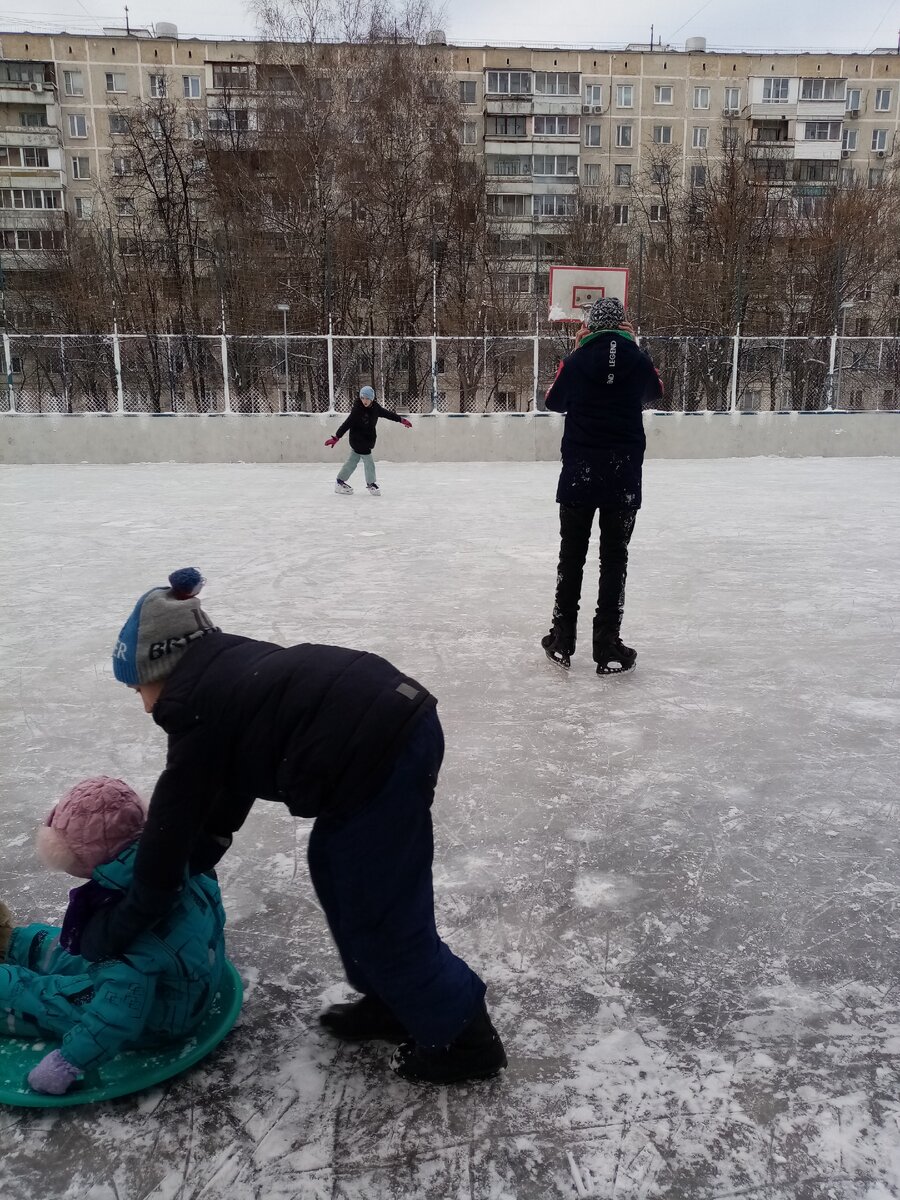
[1,457,900,1199]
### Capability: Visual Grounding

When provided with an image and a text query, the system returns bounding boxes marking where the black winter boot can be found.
[320,994,407,1043]
[594,637,637,675]
[541,630,574,670]
[389,1002,508,1084]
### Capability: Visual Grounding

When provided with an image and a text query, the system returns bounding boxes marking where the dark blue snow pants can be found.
[307,708,486,1048]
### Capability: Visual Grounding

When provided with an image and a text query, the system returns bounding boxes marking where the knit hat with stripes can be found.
[112,568,218,686]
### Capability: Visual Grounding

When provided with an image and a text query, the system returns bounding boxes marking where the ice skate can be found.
[389,1002,507,1084]
[366,483,381,496]
[594,638,637,675]
[541,631,572,671]
[0,900,13,961]
[320,994,406,1043]
[334,479,353,495]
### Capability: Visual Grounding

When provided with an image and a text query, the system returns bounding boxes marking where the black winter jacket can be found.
[545,330,663,509]
[335,399,404,454]
[80,632,435,960]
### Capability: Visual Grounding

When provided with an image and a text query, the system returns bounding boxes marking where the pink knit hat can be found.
[36,777,147,879]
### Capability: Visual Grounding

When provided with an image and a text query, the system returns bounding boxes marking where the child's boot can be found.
[389,1001,507,1084]
[0,901,13,962]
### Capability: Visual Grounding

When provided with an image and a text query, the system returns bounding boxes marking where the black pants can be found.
[551,505,637,655]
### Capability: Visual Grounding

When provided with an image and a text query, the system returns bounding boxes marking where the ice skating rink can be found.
[2,458,900,1200]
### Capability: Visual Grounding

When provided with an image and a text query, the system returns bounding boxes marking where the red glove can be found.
[324,437,338,448]
[401,418,412,428]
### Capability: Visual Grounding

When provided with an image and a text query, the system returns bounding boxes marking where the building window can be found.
[840,166,856,185]
[585,83,603,105]
[722,127,739,151]
[868,167,884,187]
[186,115,203,139]
[459,80,476,105]
[692,126,708,149]
[875,88,892,112]
[487,193,528,217]
[534,72,579,95]
[846,87,862,111]
[724,87,741,112]
[796,160,837,182]
[842,128,858,151]
[148,74,167,98]
[614,163,632,186]
[486,70,532,95]
[534,115,578,136]
[652,125,672,144]
[649,203,665,221]
[690,164,707,187]
[212,64,251,89]
[804,121,841,141]
[1,228,63,251]
[460,121,477,145]
[533,194,576,217]
[650,162,671,185]
[533,154,578,175]
[872,129,888,152]
[105,72,127,93]
[115,197,135,217]
[693,86,710,109]
[183,75,202,99]
[654,85,673,104]
[112,155,133,176]
[20,109,49,128]
[613,203,629,225]
[109,114,128,135]
[486,154,530,176]
[800,78,845,101]
[0,147,49,167]
[63,70,84,96]
[76,196,93,219]
[0,188,62,209]
[762,77,790,102]
[616,84,633,108]
[71,155,90,179]
[68,114,87,138]
[616,124,633,148]
[486,115,526,137]
[583,162,601,184]
[584,123,601,147]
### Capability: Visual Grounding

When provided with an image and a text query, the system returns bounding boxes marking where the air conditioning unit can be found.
[29,82,42,92]
[847,108,859,118]
[722,108,736,118]
[876,148,886,157]
[581,104,591,114]
[591,105,603,114]
[841,148,850,158]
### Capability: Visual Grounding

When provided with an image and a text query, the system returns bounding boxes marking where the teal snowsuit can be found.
[0,843,225,1073]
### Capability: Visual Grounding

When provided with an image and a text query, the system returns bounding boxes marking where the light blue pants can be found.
[337,452,376,486]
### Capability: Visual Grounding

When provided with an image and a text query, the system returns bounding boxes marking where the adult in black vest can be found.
[542,298,664,674]
[77,569,506,1085]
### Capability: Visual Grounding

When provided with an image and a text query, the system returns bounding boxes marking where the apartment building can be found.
[1,27,899,285]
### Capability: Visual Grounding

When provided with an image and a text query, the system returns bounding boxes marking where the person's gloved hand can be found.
[188,832,232,876]
[60,880,122,956]
[28,1050,81,1095]
[324,437,338,448]
[400,418,412,428]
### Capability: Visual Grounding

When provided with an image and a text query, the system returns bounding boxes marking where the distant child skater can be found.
[0,776,226,1095]
[326,385,412,496]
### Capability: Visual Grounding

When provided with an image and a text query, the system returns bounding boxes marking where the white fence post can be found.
[2,333,14,413]
[220,333,231,414]
[430,334,438,412]
[112,322,125,414]
[326,320,336,414]
[729,323,741,413]
[532,328,540,412]
[826,328,838,409]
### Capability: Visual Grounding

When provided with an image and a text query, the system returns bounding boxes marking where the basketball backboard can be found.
[548,266,630,324]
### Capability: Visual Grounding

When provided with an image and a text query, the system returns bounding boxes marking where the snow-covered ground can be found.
[2,458,900,1200]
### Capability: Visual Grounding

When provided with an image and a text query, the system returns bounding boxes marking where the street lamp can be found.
[275,302,289,412]
[835,298,854,410]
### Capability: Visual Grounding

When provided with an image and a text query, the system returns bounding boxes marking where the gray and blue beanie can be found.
[587,297,627,331]
[359,385,376,401]
[112,568,218,686]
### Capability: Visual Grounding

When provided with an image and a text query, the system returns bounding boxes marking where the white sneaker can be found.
[335,480,353,495]
[367,483,381,496]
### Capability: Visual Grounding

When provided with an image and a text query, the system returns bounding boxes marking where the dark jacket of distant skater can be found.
[545,328,663,509]
[334,397,406,455]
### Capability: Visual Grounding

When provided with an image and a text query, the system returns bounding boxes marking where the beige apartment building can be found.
[1,25,899,299]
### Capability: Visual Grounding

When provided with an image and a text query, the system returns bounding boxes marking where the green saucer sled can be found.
[0,959,243,1109]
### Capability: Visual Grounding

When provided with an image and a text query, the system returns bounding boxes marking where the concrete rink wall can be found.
[2,411,900,464]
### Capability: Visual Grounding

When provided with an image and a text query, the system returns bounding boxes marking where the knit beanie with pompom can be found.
[112,567,218,686]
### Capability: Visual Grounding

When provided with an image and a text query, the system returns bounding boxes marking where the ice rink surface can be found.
[1,457,900,1200]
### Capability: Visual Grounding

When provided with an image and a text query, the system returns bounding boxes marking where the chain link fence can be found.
[3,332,899,415]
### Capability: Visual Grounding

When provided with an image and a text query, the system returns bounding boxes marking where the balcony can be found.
[484,98,532,116]
[794,140,842,161]
[749,101,797,120]
[748,140,794,157]
[531,97,581,116]
[0,83,55,107]
[797,99,846,121]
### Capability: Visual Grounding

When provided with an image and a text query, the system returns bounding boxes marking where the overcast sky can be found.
[1,0,898,51]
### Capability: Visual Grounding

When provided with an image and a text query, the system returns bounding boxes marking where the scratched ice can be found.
[1,458,900,1200]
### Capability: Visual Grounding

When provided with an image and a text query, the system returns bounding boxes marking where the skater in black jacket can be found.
[326,385,412,496]
[542,297,664,674]
[75,569,506,1085]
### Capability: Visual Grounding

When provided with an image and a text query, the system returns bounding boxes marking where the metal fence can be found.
[2,331,899,415]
